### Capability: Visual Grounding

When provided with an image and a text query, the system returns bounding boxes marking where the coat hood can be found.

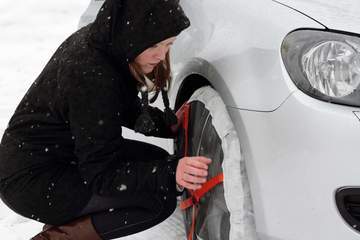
[88,0,190,65]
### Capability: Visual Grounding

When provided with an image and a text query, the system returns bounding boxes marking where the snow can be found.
[0,1,89,238]
[0,1,184,239]
[0,0,89,134]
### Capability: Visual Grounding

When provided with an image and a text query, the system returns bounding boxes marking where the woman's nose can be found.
[155,46,168,61]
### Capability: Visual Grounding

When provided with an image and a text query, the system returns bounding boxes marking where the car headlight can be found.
[281,29,360,107]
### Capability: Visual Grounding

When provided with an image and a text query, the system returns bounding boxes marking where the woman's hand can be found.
[176,156,212,190]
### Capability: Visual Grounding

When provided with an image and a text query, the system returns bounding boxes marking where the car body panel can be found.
[78,0,103,28]
[274,0,360,33]
[171,0,322,112]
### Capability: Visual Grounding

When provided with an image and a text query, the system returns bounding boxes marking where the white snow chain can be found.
[177,86,257,240]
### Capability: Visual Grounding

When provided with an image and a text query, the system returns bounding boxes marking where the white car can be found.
[79,1,360,240]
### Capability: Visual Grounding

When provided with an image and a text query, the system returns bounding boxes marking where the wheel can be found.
[176,86,257,240]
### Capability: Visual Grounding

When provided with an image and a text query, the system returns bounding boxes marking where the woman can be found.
[0,0,211,239]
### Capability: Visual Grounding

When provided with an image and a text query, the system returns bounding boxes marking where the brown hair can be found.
[129,51,172,93]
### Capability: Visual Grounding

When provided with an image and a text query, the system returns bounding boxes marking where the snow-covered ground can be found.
[0,1,89,238]
[0,0,183,239]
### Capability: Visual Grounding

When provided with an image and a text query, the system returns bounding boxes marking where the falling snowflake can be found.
[117,184,127,191]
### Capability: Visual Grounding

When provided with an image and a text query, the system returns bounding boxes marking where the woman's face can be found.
[134,37,177,74]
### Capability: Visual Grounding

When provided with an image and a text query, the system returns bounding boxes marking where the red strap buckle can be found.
[180,173,224,210]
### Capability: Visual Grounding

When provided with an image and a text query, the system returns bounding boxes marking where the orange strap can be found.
[180,173,224,240]
[177,102,224,240]
[179,103,190,156]
[180,173,224,210]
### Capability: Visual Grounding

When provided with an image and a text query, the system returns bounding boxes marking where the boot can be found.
[31,216,102,240]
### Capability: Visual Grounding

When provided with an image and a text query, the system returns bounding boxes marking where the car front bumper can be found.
[228,89,360,240]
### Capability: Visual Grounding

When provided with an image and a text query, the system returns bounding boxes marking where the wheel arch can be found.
[174,74,211,111]
[172,58,235,112]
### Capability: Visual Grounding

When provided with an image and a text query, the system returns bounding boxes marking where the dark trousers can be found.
[76,193,177,240]
[0,186,177,240]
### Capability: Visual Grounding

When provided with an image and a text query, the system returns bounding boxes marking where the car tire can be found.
[176,86,257,240]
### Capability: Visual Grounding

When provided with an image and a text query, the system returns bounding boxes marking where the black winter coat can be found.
[0,0,190,224]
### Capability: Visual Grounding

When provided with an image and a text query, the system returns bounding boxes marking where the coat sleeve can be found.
[61,66,178,197]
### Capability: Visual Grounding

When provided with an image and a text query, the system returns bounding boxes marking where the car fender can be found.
[171,0,324,112]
